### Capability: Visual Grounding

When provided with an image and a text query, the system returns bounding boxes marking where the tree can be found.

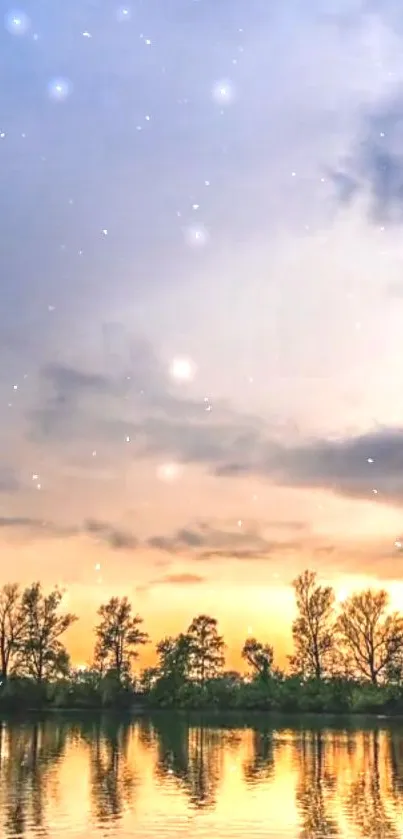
[94,597,148,682]
[150,633,194,705]
[17,582,76,682]
[156,633,192,682]
[139,666,159,693]
[241,637,274,681]
[289,570,335,680]
[0,583,24,679]
[187,615,225,685]
[336,589,403,685]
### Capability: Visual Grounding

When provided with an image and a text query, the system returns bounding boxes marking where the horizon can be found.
[3,1,403,676]
[3,571,403,676]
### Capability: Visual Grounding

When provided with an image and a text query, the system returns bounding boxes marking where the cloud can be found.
[0,514,139,552]
[0,467,20,493]
[151,573,206,586]
[135,571,206,596]
[29,361,129,443]
[0,517,76,541]
[262,427,403,504]
[42,364,116,395]
[27,347,403,508]
[331,90,403,224]
[145,515,403,581]
[315,538,403,583]
[28,341,265,468]
[216,426,403,505]
[0,517,43,529]
[83,519,138,550]
[148,520,298,561]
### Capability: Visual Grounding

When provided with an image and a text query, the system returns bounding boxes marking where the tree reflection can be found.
[388,730,403,798]
[151,716,223,809]
[243,727,274,783]
[345,730,400,839]
[88,718,136,825]
[0,719,68,837]
[187,726,223,809]
[1,715,403,837]
[295,730,339,839]
[152,715,189,784]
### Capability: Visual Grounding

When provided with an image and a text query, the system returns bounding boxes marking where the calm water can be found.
[1,714,403,838]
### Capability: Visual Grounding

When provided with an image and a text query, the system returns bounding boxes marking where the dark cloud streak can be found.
[331,91,403,224]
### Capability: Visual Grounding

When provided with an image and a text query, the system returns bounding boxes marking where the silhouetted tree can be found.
[241,637,274,681]
[94,597,148,682]
[187,615,225,685]
[289,570,335,680]
[0,583,24,678]
[139,667,159,692]
[147,634,193,705]
[156,633,192,681]
[16,583,76,683]
[337,589,403,685]
[386,646,403,686]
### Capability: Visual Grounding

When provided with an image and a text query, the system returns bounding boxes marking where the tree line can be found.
[1,570,403,713]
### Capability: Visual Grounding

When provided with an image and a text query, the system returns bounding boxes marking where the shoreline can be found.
[1,706,403,721]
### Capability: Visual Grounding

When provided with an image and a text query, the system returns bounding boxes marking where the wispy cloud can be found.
[331,90,403,225]
[152,572,206,586]
[27,341,265,470]
[221,426,403,506]
[25,346,403,508]
[0,515,139,552]
[83,519,138,550]
[0,516,76,541]
[0,467,20,493]
[147,520,298,561]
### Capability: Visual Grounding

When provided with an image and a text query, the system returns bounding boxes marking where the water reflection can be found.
[87,718,137,825]
[345,730,401,839]
[242,727,274,783]
[295,731,339,838]
[150,715,223,808]
[0,715,402,837]
[0,719,68,837]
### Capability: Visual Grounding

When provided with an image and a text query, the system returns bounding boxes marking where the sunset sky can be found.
[2,0,403,671]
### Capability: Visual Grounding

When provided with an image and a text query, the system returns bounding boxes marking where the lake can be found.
[0,713,403,837]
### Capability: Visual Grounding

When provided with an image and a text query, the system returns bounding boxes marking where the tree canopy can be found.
[94,596,148,681]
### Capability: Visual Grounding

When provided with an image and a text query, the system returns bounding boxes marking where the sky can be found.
[2,0,403,670]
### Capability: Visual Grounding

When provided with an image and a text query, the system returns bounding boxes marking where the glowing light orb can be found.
[157,462,181,482]
[169,356,196,382]
[117,6,131,21]
[48,77,72,102]
[212,79,235,105]
[184,224,209,248]
[4,9,30,35]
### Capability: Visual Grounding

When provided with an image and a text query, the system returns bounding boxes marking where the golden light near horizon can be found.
[156,462,182,482]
